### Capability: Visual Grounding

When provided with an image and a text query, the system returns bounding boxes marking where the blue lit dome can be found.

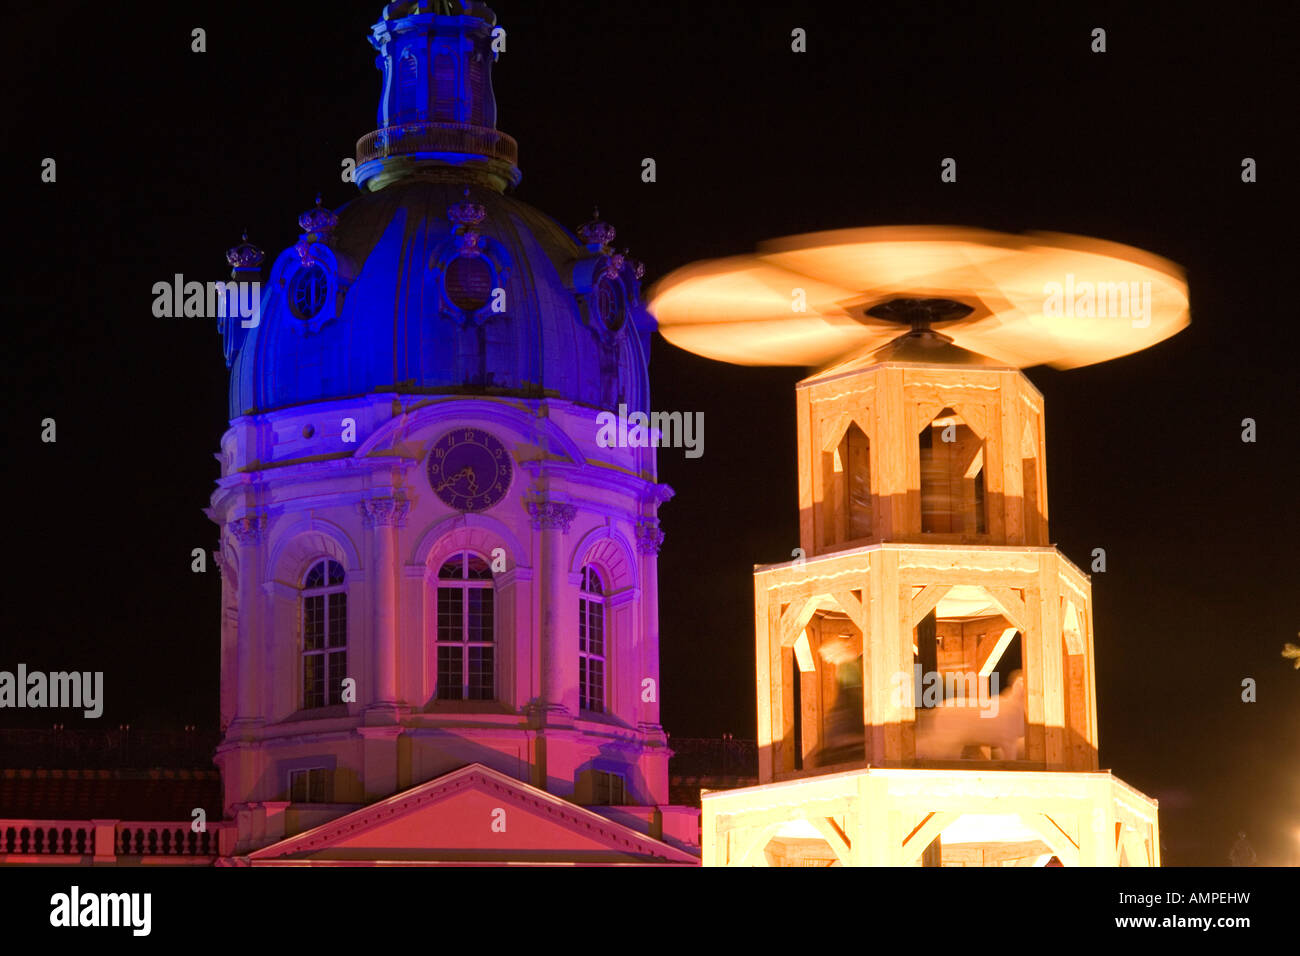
[221,1,653,418]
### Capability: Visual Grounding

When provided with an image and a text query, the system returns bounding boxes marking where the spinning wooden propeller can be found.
[648,226,1189,371]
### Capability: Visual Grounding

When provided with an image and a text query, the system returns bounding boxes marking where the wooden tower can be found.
[758,309,1095,780]
[650,230,1188,866]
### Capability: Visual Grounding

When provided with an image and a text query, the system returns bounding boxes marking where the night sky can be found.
[3,2,1296,866]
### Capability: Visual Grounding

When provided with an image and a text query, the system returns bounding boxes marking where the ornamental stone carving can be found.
[528,500,577,532]
[360,495,411,528]
[636,520,665,554]
[229,514,267,546]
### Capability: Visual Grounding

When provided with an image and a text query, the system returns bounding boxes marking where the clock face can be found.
[427,428,512,512]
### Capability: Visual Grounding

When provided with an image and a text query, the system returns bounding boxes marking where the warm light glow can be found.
[940,813,1042,845]
[935,584,1003,620]
[648,226,1189,371]
[978,628,1020,679]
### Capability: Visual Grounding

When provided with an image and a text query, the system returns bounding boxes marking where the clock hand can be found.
[435,466,476,493]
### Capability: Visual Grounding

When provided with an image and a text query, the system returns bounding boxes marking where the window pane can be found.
[304,595,324,650]
[438,587,464,642]
[579,598,587,652]
[308,768,328,802]
[290,771,307,803]
[327,593,347,647]
[303,655,324,709]
[439,555,465,580]
[467,588,493,643]
[468,646,494,700]
[437,646,463,700]
[327,650,347,705]
[327,561,345,586]
[305,562,325,589]
[588,659,604,713]
[589,604,604,657]
[579,658,588,710]
[466,555,492,580]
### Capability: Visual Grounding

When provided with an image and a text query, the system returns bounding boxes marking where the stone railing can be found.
[0,819,234,864]
[356,121,519,166]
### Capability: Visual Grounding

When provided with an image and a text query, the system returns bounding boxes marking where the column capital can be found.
[528,500,577,532]
[636,519,665,554]
[229,513,267,546]
[360,494,411,528]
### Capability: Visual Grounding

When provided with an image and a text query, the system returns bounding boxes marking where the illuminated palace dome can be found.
[223,1,651,418]
[207,0,697,865]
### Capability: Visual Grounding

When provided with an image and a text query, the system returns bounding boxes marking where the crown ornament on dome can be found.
[625,251,646,281]
[448,188,487,253]
[602,252,626,280]
[448,188,487,228]
[578,207,616,253]
[225,231,264,271]
[298,194,339,240]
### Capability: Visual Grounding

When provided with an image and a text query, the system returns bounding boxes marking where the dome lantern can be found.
[356,1,520,193]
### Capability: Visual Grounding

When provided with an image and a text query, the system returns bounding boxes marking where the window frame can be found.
[288,766,330,803]
[591,769,626,806]
[578,565,607,713]
[301,558,347,711]
[434,551,497,702]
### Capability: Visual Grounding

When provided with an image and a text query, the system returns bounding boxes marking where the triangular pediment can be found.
[248,763,698,865]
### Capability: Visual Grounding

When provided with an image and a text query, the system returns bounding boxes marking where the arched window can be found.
[919,408,986,535]
[579,566,606,713]
[825,421,871,544]
[302,559,347,709]
[436,552,495,700]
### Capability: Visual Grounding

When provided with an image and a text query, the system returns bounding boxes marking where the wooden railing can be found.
[0,819,233,864]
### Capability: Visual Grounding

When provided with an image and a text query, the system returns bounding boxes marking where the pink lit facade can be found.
[208,397,697,863]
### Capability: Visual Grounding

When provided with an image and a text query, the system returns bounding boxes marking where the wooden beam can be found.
[977,626,1019,677]
[733,822,781,866]
[1062,598,1085,655]
[910,583,951,627]
[901,810,958,864]
[793,629,815,673]
[831,590,866,634]
[807,816,852,866]
[985,586,1028,631]
[1123,830,1153,868]
[1018,813,1080,867]
[779,596,820,648]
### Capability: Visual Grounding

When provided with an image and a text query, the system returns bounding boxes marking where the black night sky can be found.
[2,2,1296,867]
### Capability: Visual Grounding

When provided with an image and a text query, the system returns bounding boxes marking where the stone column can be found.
[635,518,665,730]
[529,500,576,717]
[361,495,409,713]
[229,513,266,724]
